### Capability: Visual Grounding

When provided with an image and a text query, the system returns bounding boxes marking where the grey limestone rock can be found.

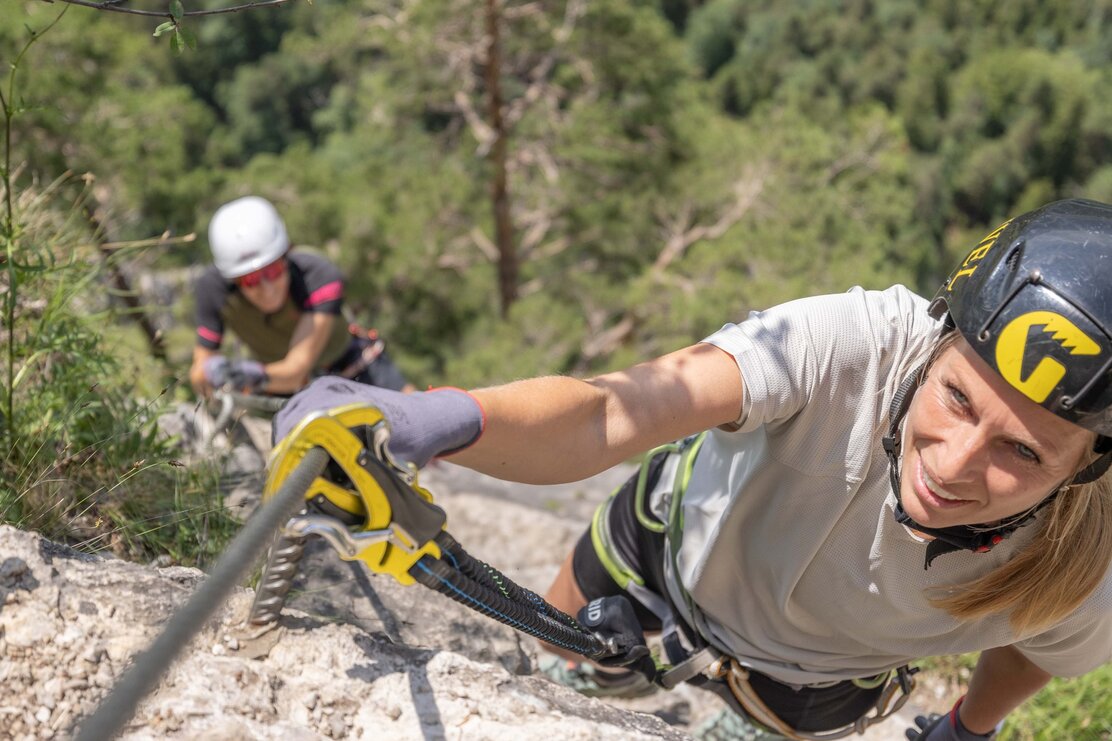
[0,524,689,740]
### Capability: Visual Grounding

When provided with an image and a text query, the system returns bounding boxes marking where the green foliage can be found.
[442,294,588,387]
[685,0,743,78]
[1,12,238,566]
[684,0,1112,241]
[0,178,236,565]
[943,48,1101,222]
[7,0,1106,388]
[8,0,1112,404]
[210,49,336,164]
[918,654,1112,741]
[1001,665,1112,740]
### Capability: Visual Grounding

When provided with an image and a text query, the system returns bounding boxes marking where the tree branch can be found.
[50,0,298,19]
[468,226,499,262]
[454,90,496,153]
[503,0,583,128]
[823,120,889,184]
[652,171,765,275]
[580,170,767,363]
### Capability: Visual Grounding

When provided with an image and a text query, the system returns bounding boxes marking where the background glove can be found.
[226,359,268,392]
[203,355,231,388]
[273,376,484,468]
[906,698,997,741]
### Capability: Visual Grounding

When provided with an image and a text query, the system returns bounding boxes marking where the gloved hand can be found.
[577,595,656,683]
[272,376,484,468]
[226,359,268,392]
[203,355,231,388]
[204,355,268,392]
[906,698,997,741]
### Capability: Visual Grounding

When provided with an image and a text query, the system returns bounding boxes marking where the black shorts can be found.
[572,449,672,632]
[569,447,888,733]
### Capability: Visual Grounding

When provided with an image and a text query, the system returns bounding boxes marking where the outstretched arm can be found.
[450,342,745,484]
[958,646,1051,734]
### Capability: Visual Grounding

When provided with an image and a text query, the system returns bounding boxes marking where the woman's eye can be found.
[1014,442,1040,464]
[946,383,969,409]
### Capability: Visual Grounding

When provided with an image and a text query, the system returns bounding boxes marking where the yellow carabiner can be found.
[265,403,443,584]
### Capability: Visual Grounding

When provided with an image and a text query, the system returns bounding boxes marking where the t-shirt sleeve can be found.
[290,252,344,315]
[701,285,932,432]
[1012,583,1112,677]
[193,267,229,350]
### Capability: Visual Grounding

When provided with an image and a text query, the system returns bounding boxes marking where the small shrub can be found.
[1,17,238,566]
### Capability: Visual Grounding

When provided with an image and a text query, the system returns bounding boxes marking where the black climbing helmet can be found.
[929,198,1112,437]
[886,199,1112,561]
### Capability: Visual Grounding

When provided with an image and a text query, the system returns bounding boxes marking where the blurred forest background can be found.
[7,0,1112,386]
[2,1,1111,737]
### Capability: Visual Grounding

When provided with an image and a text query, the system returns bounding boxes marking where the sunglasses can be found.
[236,258,287,288]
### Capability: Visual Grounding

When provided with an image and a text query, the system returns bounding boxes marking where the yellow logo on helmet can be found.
[995,311,1101,403]
[946,219,1012,292]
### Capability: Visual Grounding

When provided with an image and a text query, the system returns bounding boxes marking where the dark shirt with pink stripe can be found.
[194,250,344,350]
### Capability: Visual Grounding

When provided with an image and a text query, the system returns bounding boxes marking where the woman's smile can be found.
[912,457,980,516]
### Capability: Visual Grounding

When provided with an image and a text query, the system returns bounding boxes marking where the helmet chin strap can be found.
[1070,439,1112,484]
[882,366,1057,569]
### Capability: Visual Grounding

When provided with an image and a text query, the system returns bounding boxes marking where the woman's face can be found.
[237,258,290,314]
[900,335,1094,529]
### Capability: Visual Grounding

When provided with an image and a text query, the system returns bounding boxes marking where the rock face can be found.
[0,523,687,740]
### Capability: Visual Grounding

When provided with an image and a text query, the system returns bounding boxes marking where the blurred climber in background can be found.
[188,195,414,398]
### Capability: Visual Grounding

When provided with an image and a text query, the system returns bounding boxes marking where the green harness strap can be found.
[589,435,706,592]
[665,433,707,617]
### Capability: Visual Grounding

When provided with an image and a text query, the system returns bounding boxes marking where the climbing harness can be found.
[594,433,919,741]
[332,323,387,380]
[710,661,919,741]
[248,402,645,665]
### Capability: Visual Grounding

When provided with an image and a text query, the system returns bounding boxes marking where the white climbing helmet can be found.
[208,196,289,279]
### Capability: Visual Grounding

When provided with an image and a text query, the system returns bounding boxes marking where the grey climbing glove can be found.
[272,376,484,468]
[203,355,232,388]
[227,359,268,392]
[906,698,997,741]
[204,356,268,392]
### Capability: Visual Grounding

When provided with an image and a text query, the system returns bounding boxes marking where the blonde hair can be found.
[930,474,1112,634]
[919,333,1112,634]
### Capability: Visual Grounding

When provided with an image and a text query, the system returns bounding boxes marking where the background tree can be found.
[4,0,1112,385]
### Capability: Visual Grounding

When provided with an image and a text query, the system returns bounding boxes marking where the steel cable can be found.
[73,447,328,741]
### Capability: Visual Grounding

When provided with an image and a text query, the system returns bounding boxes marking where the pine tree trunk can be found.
[484,0,517,318]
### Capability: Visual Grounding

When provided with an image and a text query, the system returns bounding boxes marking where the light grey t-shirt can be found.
[655,285,1112,685]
